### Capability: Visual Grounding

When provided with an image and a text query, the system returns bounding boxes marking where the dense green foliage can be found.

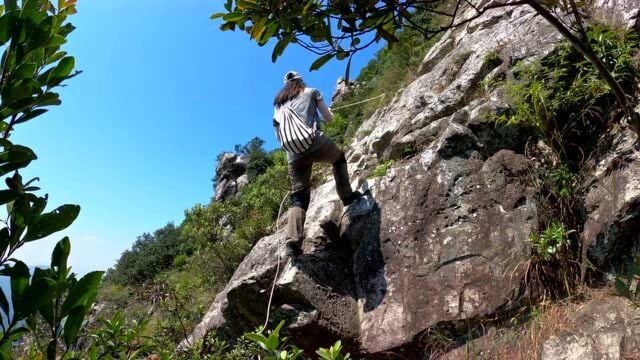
[178,321,350,360]
[492,26,638,151]
[45,316,351,360]
[106,223,185,286]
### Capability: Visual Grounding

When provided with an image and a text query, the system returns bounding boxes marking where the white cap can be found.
[284,70,302,84]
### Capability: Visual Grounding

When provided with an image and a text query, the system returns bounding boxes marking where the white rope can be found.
[263,191,291,328]
[330,93,386,111]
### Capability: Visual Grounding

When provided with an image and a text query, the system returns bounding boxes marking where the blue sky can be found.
[13,0,382,275]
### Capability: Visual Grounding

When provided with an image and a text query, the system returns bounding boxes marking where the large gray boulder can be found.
[183,145,536,356]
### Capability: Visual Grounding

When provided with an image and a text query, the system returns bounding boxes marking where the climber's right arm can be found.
[318,99,333,124]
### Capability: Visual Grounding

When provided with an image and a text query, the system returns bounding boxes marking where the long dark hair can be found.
[274,78,305,107]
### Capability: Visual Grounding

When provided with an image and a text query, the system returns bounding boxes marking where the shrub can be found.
[85,311,160,360]
[527,221,570,262]
[548,164,575,201]
[317,341,351,360]
[369,160,396,178]
[323,113,350,146]
[222,150,289,243]
[490,25,638,147]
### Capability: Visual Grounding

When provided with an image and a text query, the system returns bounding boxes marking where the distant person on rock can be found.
[273,70,361,257]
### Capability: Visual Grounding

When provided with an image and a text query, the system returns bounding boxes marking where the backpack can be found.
[274,105,316,154]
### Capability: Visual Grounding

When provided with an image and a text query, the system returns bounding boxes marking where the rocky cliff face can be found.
[214,153,249,202]
[185,2,640,357]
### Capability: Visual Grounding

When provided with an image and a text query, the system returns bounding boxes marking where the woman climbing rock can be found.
[273,71,361,257]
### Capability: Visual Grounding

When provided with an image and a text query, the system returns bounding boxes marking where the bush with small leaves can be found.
[244,321,304,360]
[527,221,570,262]
[317,340,351,360]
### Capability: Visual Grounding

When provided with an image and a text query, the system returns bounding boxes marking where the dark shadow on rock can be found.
[342,191,387,312]
[272,186,387,354]
[288,186,387,313]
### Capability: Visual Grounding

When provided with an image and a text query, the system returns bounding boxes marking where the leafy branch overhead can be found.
[211,0,442,70]
[211,0,640,130]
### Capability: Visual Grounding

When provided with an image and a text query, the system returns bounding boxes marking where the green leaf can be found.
[265,332,279,351]
[46,338,56,360]
[0,189,18,205]
[34,92,61,107]
[244,332,269,348]
[63,305,86,345]
[23,204,80,242]
[20,276,55,316]
[377,27,399,43]
[615,277,630,297]
[3,0,16,12]
[51,236,70,273]
[45,51,66,65]
[259,22,278,45]
[237,0,261,10]
[265,321,284,351]
[45,34,66,48]
[222,12,246,22]
[47,56,74,85]
[0,287,9,317]
[15,61,36,78]
[9,260,30,303]
[210,13,225,20]
[15,108,48,124]
[0,143,36,169]
[60,271,103,316]
[250,18,267,42]
[309,53,334,71]
[0,11,17,45]
[271,34,292,63]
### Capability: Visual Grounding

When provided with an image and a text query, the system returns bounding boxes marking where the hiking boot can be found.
[285,241,302,258]
[342,191,363,206]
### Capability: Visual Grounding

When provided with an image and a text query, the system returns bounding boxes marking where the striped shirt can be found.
[273,87,329,163]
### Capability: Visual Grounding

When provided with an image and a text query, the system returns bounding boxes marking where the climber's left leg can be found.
[285,159,312,256]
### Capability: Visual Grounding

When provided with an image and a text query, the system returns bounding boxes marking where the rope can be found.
[330,93,386,111]
[263,190,291,328]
